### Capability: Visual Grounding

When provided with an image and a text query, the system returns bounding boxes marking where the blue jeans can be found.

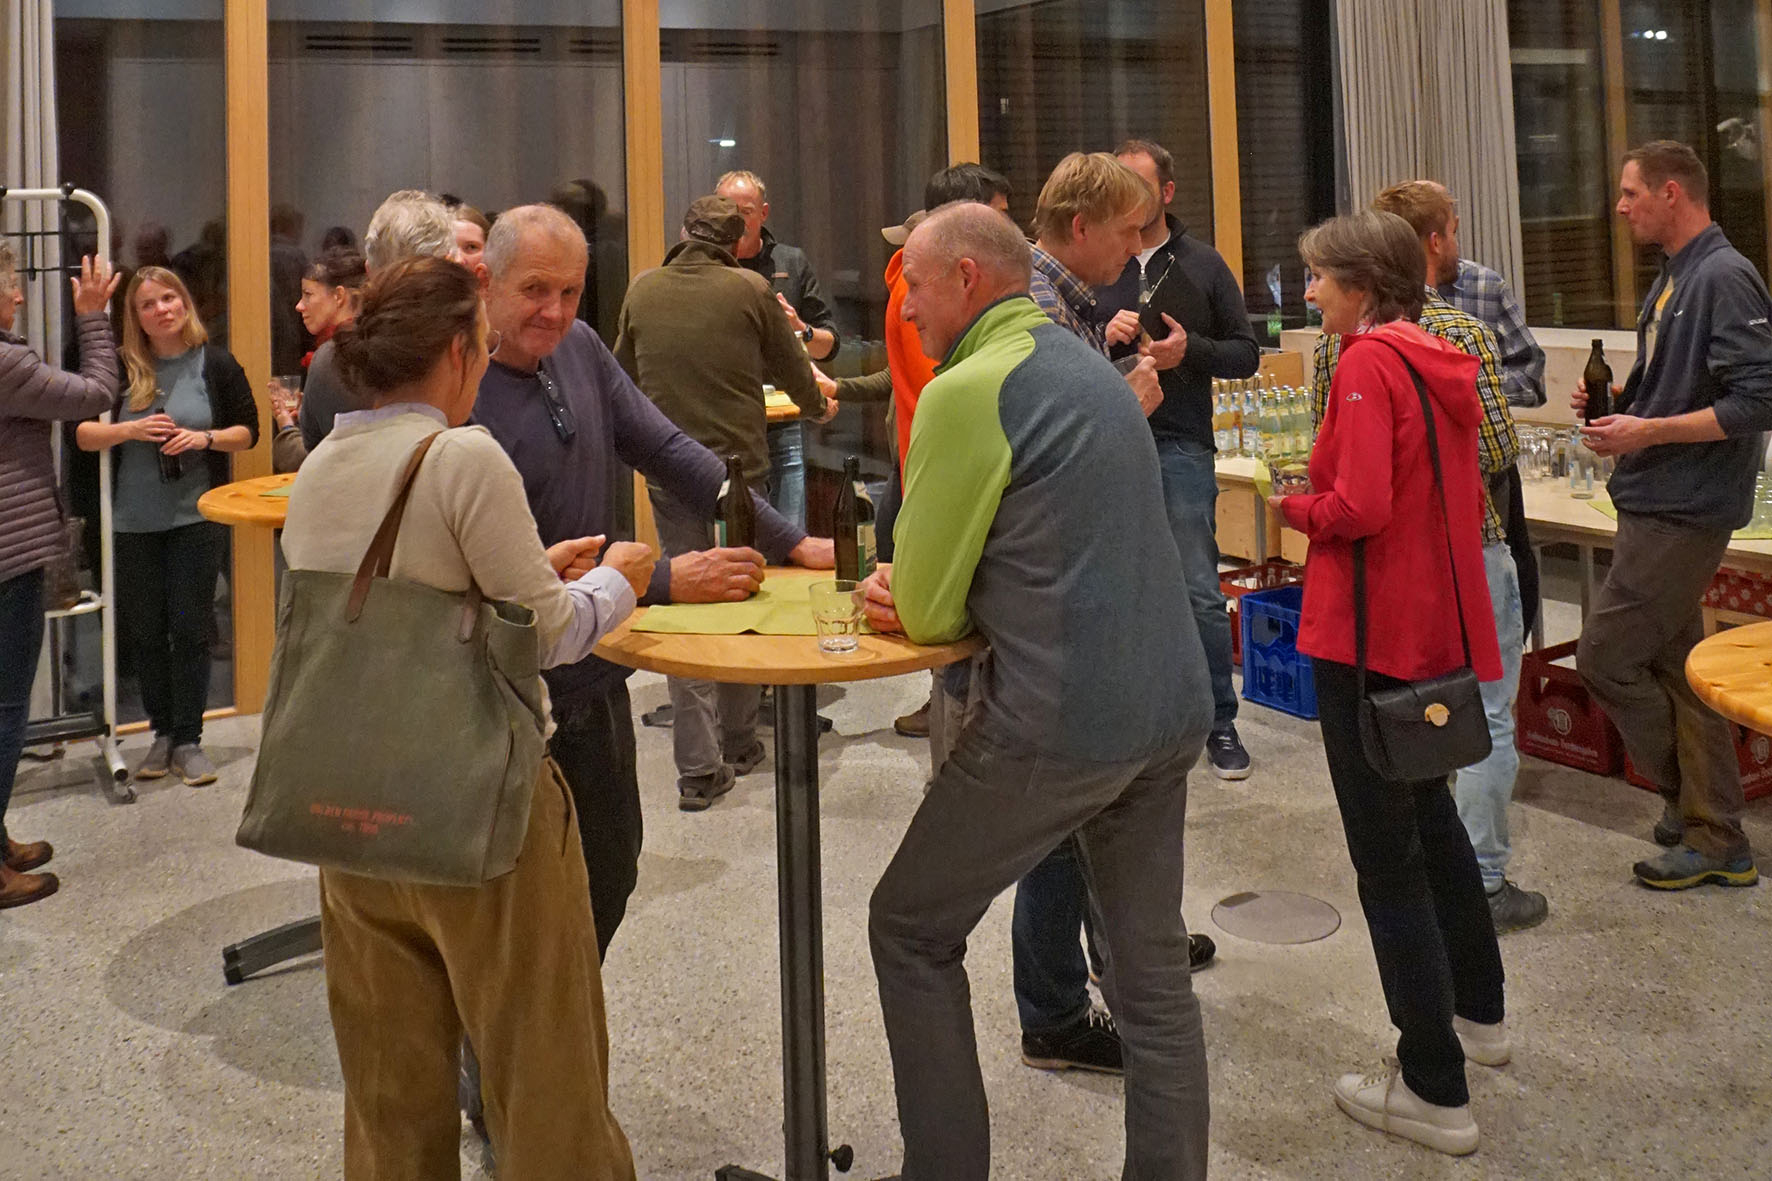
[1453,542,1524,892]
[1011,838,1093,1033]
[0,568,48,850]
[766,421,806,529]
[1156,438,1236,728]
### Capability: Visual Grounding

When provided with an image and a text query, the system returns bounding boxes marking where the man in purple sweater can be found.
[473,205,833,958]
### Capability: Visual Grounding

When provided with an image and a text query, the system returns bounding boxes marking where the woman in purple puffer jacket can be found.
[0,245,120,908]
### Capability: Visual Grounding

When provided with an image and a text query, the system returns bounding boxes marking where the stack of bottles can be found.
[1210,376,1317,467]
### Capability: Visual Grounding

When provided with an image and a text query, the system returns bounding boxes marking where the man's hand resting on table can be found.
[861,564,903,635]
[788,535,835,569]
[670,547,766,602]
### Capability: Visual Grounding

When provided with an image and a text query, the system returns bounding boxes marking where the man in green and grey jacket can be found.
[860,201,1212,1180]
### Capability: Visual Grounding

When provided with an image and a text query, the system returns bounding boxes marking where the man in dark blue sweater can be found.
[1100,139,1261,779]
[1574,142,1772,890]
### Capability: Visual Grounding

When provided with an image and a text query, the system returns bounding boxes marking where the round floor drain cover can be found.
[1211,890,1341,945]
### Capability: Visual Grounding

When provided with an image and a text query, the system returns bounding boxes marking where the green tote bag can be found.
[237,431,547,886]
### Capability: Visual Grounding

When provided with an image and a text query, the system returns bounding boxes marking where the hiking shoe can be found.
[4,839,53,873]
[678,765,736,812]
[725,739,767,777]
[1453,1016,1510,1067]
[1205,726,1251,780]
[172,745,218,787]
[894,698,932,738]
[1021,1006,1123,1075]
[1632,846,1758,890]
[1486,881,1549,934]
[1189,931,1217,971]
[1333,1058,1478,1156]
[135,735,174,780]
[1652,799,1684,847]
[0,865,60,910]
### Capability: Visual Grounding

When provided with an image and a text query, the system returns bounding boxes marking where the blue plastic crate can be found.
[1239,584,1318,720]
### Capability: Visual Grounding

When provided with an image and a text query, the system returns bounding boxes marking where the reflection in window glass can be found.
[658,6,946,526]
[976,1,1213,242]
[55,13,237,726]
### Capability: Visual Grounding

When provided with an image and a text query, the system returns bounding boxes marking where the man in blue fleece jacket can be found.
[1575,141,1772,890]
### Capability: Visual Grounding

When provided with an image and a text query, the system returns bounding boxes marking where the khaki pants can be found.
[319,760,635,1181]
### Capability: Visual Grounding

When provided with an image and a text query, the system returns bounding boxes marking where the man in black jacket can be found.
[1100,139,1261,779]
[1575,141,1772,890]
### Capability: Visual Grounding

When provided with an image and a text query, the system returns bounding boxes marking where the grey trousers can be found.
[648,483,763,783]
[869,724,1210,1181]
[1577,511,1749,860]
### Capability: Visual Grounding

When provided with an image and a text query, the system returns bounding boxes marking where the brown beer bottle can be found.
[715,454,755,549]
[1583,339,1612,423]
[832,455,876,581]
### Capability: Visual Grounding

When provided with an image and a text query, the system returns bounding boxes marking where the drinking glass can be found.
[809,579,864,654]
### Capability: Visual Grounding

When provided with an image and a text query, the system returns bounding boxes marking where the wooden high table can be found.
[197,473,325,984]
[1688,620,1772,731]
[595,579,983,1181]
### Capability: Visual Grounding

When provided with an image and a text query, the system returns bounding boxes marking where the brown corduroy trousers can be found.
[318,759,635,1181]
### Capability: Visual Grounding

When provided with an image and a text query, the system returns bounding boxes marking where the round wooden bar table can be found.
[1687,619,1772,731]
[198,473,326,985]
[595,579,983,1181]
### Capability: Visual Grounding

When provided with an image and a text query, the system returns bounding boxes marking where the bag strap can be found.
[345,430,486,641]
[1353,340,1476,696]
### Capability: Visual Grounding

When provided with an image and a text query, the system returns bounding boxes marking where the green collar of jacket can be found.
[938,295,1050,374]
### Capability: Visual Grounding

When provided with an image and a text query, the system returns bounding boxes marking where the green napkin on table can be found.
[633,571,871,636]
[1588,495,1772,541]
[259,484,293,499]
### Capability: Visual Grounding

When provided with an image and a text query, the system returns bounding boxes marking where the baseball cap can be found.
[684,195,744,248]
[880,208,928,247]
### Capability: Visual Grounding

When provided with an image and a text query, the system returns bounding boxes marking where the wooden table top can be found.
[766,401,800,423]
[198,474,295,528]
[1687,620,1772,731]
[595,568,984,686]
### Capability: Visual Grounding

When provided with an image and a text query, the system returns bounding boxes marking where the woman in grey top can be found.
[0,246,120,908]
[76,266,259,786]
[280,256,648,1178]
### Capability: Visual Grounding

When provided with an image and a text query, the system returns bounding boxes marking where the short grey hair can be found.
[910,201,1032,292]
[363,189,456,273]
[0,239,17,291]
[715,170,767,203]
[484,204,589,277]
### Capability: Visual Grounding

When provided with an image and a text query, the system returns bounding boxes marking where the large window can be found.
[56,11,236,725]
[976,1,1213,241]
[658,4,947,513]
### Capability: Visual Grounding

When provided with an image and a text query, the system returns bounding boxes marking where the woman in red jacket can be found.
[1272,211,1505,1157]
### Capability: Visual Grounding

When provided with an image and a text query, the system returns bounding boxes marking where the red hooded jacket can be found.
[1280,320,1502,683]
[884,248,938,475]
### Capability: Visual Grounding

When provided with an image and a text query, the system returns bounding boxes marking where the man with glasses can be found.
[473,204,833,958]
[613,195,836,810]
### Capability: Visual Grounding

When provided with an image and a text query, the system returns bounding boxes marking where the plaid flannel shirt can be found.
[1029,243,1108,355]
[1438,259,1546,409]
[1311,291,1519,544]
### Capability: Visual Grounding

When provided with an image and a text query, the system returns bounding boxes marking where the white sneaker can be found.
[1333,1058,1479,1156]
[1454,1016,1510,1067]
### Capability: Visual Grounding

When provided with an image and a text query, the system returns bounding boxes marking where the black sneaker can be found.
[1021,1007,1123,1074]
[1206,726,1251,780]
[1486,881,1549,934]
[1189,931,1217,971]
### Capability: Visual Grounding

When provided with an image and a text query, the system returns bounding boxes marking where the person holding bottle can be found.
[76,266,258,786]
[0,249,120,908]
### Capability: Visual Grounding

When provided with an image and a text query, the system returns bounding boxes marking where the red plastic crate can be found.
[1221,561,1304,667]
[1624,726,1772,802]
[1514,641,1624,776]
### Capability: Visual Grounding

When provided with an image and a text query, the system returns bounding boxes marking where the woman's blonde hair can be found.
[121,265,208,411]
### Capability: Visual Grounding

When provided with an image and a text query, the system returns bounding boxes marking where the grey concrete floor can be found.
[3,635,1770,1179]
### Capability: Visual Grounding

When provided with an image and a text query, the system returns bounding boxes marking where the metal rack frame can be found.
[3,185,132,799]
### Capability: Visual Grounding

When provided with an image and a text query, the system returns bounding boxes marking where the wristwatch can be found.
[204,430,214,449]
[800,324,815,345]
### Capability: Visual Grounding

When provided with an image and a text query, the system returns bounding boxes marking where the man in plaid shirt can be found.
[1311,187,1548,936]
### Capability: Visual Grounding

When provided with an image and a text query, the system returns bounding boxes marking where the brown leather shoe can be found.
[894,697,932,738]
[0,864,59,909]
[5,839,53,873]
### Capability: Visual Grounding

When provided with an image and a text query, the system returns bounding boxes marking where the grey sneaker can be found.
[678,765,736,812]
[135,736,174,780]
[1653,798,1685,847]
[1486,881,1549,934]
[171,744,218,787]
[724,739,767,777]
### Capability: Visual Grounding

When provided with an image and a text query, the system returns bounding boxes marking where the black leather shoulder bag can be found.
[1353,345,1493,782]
